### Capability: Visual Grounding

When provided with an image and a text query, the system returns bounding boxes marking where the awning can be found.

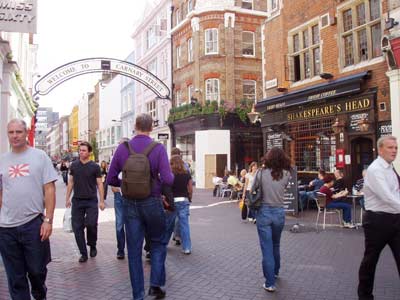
[256,71,371,112]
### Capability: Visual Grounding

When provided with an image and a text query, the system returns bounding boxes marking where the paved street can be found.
[0,179,399,300]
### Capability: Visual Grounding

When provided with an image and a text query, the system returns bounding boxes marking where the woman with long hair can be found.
[242,162,258,222]
[251,147,291,293]
[169,155,193,254]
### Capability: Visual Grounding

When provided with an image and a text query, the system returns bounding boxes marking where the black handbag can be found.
[249,169,263,209]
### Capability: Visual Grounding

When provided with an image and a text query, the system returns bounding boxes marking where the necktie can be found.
[393,166,400,189]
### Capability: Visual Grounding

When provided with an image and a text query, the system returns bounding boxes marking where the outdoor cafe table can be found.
[347,194,363,228]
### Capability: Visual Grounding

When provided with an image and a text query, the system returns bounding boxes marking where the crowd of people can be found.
[0,117,399,300]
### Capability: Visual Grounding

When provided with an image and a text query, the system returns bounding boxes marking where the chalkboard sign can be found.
[266,132,283,151]
[348,112,368,132]
[284,167,298,213]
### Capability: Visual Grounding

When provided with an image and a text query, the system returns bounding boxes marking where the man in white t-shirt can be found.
[0,119,58,300]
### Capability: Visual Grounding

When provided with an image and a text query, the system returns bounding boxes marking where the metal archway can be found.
[33,57,170,100]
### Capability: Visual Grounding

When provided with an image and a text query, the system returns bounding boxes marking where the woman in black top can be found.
[100,161,108,201]
[60,160,69,185]
[170,155,193,254]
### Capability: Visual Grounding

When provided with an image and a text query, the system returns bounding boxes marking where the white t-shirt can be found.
[245,173,255,191]
[0,147,58,227]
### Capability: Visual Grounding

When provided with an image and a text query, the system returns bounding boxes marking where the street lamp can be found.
[332,117,345,134]
[247,103,261,124]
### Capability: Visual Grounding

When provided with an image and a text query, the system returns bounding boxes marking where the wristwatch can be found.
[43,217,53,225]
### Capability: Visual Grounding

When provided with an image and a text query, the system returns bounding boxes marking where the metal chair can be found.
[220,184,232,198]
[314,192,342,230]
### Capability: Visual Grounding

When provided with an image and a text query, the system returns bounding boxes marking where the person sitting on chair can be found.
[298,169,325,210]
[227,171,242,199]
[319,174,354,228]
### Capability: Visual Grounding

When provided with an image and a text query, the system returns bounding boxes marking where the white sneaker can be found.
[248,218,254,222]
[262,283,276,292]
[343,222,355,229]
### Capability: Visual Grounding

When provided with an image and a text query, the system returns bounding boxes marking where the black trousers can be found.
[71,198,99,256]
[358,210,400,300]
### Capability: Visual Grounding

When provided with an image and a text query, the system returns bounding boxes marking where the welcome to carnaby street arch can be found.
[33,57,171,100]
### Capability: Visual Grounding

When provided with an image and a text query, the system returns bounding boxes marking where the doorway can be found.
[351,137,373,184]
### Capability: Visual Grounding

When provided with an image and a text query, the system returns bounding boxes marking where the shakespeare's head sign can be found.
[0,0,37,34]
[34,58,171,100]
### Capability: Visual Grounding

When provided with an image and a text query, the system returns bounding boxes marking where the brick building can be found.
[256,0,391,186]
[170,0,272,188]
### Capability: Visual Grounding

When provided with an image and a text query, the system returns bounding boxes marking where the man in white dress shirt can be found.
[358,135,400,300]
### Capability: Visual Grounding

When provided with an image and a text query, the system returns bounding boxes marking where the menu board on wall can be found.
[284,167,298,213]
[266,132,283,151]
[348,112,369,132]
[378,121,392,138]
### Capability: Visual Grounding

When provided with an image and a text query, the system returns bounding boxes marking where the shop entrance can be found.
[351,137,373,183]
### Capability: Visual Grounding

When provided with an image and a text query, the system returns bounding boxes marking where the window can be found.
[242,0,253,9]
[188,85,194,101]
[205,79,220,103]
[243,80,256,101]
[339,0,382,67]
[146,25,157,49]
[271,0,278,10]
[176,8,180,26]
[187,0,193,14]
[147,58,157,75]
[176,90,182,106]
[287,118,337,172]
[188,38,193,62]
[205,28,218,54]
[147,100,157,119]
[289,23,320,82]
[242,31,255,56]
[176,46,181,68]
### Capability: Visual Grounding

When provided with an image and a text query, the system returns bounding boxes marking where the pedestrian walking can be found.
[242,162,258,222]
[60,160,69,185]
[0,119,58,300]
[65,141,105,263]
[100,160,108,200]
[107,113,174,300]
[167,155,193,254]
[111,137,130,260]
[251,147,291,293]
[358,135,400,300]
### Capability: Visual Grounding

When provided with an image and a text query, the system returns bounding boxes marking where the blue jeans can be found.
[163,210,177,244]
[256,206,285,288]
[123,197,167,300]
[0,215,51,300]
[326,201,352,223]
[299,191,315,210]
[114,192,126,255]
[175,200,192,252]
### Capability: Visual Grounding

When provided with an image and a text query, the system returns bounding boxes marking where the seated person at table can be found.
[353,169,367,208]
[227,171,243,191]
[319,174,354,228]
[333,169,346,193]
[299,169,325,210]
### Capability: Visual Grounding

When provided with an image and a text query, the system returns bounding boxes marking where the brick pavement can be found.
[0,188,399,300]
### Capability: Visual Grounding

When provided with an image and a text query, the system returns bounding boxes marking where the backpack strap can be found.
[142,141,158,157]
[124,141,136,155]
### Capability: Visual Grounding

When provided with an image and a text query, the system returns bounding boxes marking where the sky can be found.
[35,0,151,116]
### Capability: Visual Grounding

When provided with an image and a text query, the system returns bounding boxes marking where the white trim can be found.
[290,75,321,88]
[340,56,384,73]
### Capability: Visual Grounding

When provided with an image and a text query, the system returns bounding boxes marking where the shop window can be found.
[242,31,255,56]
[339,0,382,68]
[288,117,336,172]
[205,28,218,55]
[289,22,320,82]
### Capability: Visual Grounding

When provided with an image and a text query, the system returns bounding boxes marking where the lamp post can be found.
[247,103,261,124]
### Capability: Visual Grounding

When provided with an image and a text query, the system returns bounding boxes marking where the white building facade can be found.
[97,76,122,163]
[121,51,136,139]
[132,0,173,154]
[0,32,38,154]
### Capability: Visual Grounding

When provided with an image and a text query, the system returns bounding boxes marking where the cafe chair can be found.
[220,184,232,198]
[314,192,342,231]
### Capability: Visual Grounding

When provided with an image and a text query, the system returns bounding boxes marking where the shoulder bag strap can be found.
[142,141,158,157]
[124,141,136,155]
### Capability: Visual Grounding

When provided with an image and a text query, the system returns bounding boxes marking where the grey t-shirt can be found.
[252,168,291,207]
[0,147,58,227]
